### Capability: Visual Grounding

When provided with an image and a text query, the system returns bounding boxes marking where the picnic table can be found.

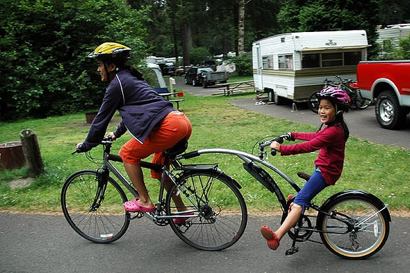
[213,80,255,96]
[158,91,184,110]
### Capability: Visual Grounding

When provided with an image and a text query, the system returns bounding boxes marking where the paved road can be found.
[1,212,409,273]
[175,77,410,150]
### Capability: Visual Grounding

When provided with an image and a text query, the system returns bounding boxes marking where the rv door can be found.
[253,44,263,91]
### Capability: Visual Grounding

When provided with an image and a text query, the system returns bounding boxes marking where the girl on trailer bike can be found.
[260,87,351,251]
[76,42,192,218]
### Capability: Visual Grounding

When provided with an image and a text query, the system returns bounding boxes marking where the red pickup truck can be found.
[356,60,410,129]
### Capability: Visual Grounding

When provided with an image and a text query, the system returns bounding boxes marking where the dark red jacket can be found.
[279,124,346,185]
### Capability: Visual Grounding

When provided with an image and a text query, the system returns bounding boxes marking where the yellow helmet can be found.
[88,42,131,61]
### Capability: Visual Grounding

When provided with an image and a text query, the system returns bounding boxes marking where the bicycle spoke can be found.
[61,171,129,243]
[167,170,247,250]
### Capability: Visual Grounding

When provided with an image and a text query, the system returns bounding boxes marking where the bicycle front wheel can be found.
[166,169,247,251]
[61,170,130,243]
[355,91,372,110]
[318,194,389,259]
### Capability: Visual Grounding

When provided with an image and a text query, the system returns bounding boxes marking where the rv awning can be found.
[298,45,369,52]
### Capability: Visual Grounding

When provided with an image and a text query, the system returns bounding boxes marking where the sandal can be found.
[173,211,194,225]
[124,199,155,213]
[260,225,280,250]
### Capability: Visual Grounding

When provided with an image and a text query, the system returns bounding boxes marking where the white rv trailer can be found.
[252,30,368,103]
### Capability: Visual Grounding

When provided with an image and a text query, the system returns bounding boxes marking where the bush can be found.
[228,53,252,76]
[0,0,148,120]
[189,47,211,66]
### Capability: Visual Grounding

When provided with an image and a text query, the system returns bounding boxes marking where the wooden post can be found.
[20,129,44,177]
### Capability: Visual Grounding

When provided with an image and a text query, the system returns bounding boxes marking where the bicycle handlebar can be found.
[258,135,286,159]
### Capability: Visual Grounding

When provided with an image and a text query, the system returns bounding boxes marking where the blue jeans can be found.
[293,169,328,210]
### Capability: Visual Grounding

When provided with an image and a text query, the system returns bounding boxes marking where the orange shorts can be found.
[119,111,192,179]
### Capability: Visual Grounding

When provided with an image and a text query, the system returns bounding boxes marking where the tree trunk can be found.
[0,141,26,170]
[170,0,179,64]
[238,0,245,55]
[182,22,192,67]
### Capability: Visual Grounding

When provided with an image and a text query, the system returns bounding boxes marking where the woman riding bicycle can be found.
[261,87,351,250]
[76,42,192,214]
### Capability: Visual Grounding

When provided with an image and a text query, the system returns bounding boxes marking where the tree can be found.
[238,0,246,55]
[277,0,380,56]
[0,0,148,120]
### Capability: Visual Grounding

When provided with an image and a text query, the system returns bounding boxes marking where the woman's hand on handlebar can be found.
[106,132,117,141]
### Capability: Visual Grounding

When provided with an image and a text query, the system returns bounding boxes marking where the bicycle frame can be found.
[97,141,196,223]
[179,148,301,212]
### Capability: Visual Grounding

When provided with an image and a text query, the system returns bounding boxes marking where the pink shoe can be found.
[173,212,194,225]
[124,199,155,213]
[260,226,280,250]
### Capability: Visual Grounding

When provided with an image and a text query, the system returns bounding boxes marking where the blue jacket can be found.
[83,69,173,149]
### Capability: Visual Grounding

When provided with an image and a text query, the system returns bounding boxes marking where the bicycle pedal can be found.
[129,212,144,220]
[285,246,299,256]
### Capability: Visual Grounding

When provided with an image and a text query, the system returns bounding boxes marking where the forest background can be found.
[1,0,410,121]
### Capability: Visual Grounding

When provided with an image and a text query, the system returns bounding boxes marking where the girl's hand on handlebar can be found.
[270,141,281,151]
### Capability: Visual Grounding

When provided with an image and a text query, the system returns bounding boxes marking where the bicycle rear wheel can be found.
[308,92,320,113]
[166,169,247,251]
[61,170,130,243]
[317,194,389,259]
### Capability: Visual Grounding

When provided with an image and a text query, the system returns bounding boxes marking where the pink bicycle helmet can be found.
[317,86,351,111]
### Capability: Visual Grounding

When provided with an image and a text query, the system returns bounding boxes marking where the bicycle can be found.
[308,76,372,113]
[61,138,247,251]
[178,135,391,259]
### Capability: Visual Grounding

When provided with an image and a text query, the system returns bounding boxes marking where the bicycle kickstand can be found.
[285,219,302,256]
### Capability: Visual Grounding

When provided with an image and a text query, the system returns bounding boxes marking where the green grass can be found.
[1,93,409,213]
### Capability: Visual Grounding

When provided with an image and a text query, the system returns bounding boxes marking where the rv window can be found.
[278,54,293,70]
[322,52,343,67]
[344,51,362,65]
[262,55,273,69]
[302,53,320,68]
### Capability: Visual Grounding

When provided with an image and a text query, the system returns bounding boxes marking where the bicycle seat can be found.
[297,172,310,181]
[164,139,188,157]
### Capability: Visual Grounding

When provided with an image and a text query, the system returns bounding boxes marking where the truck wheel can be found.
[192,79,197,86]
[202,80,207,88]
[375,91,407,129]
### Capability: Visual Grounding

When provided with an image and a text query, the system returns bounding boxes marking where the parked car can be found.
[159,62,175,76]
[184,66,228,87]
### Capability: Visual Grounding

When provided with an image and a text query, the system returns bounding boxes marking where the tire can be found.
[166,170,247,251]
[376,91,407,129]
[202,80,207,88]
[192,79,197,86]
[308,92,320,113]
[317,194,389,259]
[61,170,130,243]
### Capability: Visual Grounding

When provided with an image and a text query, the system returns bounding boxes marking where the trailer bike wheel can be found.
[61,170,130,243]
[317,194,389,259]
[166,170,248,251]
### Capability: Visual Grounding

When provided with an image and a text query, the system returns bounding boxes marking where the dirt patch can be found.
[8,177,34,189]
